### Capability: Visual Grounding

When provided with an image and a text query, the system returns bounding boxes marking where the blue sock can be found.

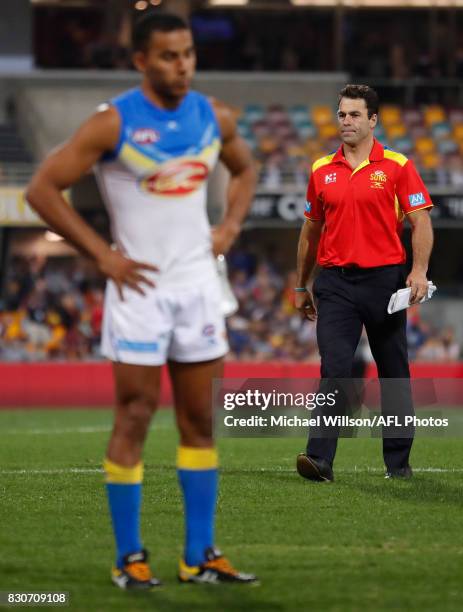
[177,446,218,567]
[104,459,143,568]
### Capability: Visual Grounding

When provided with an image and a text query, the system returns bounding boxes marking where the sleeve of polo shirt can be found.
[395,159,433,215]
[304,171,324,221]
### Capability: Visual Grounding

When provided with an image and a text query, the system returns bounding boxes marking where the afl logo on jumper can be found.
[141,160,209,196]
[132,128,160,145]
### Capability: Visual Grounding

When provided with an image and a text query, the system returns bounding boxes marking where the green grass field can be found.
[0,408,462,612]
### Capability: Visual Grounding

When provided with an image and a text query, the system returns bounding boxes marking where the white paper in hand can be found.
[387,281,437,314]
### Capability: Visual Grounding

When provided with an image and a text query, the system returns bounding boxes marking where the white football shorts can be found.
[101,278,229,366]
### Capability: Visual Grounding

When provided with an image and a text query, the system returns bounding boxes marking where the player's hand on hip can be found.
[406,269,428,305]
[295,290,317,321]
[97,248,158,300]
[211,220,240,256]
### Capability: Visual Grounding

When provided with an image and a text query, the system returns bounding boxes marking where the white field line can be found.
[1,423,172,435]
[1,426,112,435]
[0,467,462,476]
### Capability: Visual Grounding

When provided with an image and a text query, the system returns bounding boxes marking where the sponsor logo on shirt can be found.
[141,160,209,196]
[325,173,337,184]
[370,170,388,189]
[305,201,311,213]
[132,128,160,145]
[408,192,426,206]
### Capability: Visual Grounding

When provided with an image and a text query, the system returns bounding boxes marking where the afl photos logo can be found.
[141,160,209,196]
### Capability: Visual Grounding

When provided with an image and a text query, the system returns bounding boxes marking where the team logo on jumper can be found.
[325,173,337,184]
[370,170,388,189]
[408,192,426,206]
[141,160,209,196]
[132,128,160,145]
[305,201,311,213]
[203,324,217,345]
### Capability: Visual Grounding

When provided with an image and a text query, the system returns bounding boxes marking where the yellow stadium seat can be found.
[312,106,334,126]
[453,123,463,141]
[286,144,306,158]
[420,152,440,169]
[258,137,279,154]
[414,137,435,156]
[424,105,446,127]
[380,105,402,126]
[385,123,407,139]
[304,138,323,154]
[318,123,338,139]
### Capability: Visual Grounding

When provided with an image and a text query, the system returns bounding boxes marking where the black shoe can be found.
[111,549,162,590]
[178,547,258,584]
[296,453,334,482]
[385,465,413,479]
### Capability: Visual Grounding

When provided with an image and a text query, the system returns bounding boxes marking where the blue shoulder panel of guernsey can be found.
[105,87,220,193]
[94,88,221,288]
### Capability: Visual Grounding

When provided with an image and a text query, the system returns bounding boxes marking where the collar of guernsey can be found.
[304,138,433,268]
[101,87,221,173]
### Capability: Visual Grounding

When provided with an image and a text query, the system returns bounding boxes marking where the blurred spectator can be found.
[0,253,461,363]
[0,256,105,361]
[448,156,463,188]
[416,326,460,361]
[262,158,282,189]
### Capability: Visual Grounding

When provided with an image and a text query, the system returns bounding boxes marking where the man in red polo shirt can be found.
[295,84,433,481]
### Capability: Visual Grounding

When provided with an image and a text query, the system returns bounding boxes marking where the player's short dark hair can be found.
[338,84,379,119]
[132,12,189,53]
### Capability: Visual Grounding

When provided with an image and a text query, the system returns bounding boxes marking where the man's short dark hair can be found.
[132,12,189,53]
[338,84,379,119]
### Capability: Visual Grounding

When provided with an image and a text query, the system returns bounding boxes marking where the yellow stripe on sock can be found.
[103,458,143,484]
[177,446,218,470]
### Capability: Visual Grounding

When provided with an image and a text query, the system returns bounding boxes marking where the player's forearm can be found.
[26,181,111,262]
[222,165,257,235]
[410,213,433,274]
[296,221,321,287]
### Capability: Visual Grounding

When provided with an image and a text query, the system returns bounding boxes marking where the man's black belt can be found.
[325,264,401,274]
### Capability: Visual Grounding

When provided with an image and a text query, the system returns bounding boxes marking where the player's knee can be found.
[117,393,158,437]
[178,409,213,443]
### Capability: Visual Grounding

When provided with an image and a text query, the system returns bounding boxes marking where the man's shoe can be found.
[111,549,162,590]
[178,546,258,584]
[296,453,334,482]
[385,465,413,479]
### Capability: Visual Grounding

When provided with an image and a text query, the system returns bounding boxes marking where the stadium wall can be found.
[11,72,347,157]
[0,362,462,408]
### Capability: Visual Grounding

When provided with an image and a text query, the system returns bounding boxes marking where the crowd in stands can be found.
[1,253,460,363]
[242,103,463,190]
[0,256,104,361]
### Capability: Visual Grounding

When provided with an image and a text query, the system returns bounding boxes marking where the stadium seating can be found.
[1,103,463,189]
[237,103,463,185]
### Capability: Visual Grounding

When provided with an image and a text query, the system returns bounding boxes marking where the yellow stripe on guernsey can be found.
[384,149,408,167]
[177,446,218,470]
[119,139,221,176]
[312,153,336,173]
[103,458,143,484]
[351,158,370,177]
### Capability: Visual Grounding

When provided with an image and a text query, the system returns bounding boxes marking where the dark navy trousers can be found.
[306,265,414,472]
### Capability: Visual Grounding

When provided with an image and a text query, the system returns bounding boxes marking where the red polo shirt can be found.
[304,139,433,268]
